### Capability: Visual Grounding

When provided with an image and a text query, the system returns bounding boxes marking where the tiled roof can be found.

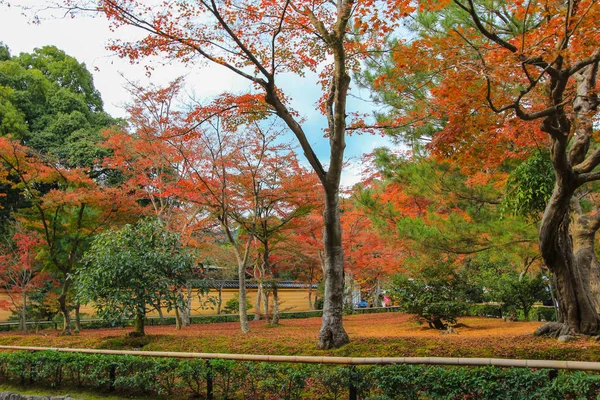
[197,280,317,289]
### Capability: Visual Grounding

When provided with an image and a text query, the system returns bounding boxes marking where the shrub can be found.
[390,272,467,329]
[222,294,253,315]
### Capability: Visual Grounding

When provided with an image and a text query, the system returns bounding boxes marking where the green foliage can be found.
[0,351,599,399]
[359,149,538,274]
[389,266,468,329]
[492,273,550,321]
[0,45,115,168]
[503,150,555,219]
[77,219,196,334]
[223,293,253,314]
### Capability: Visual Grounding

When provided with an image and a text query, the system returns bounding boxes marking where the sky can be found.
[0,1,396,186]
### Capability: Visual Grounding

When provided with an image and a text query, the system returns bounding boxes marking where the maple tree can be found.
[0,225,47,333]
[0,137,138,334]
[340,198,401,307]
[59,0,418,349]
[103,78,317,331]
[238,144,319,325]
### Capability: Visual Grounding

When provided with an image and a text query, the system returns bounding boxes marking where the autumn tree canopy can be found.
[58,0,421,349]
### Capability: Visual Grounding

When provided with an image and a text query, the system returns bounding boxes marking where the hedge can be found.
[466,304,556,322]
[0,311,327,332]
[0,351,598,399]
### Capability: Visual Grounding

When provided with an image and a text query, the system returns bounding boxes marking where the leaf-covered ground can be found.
[0,313,598,361]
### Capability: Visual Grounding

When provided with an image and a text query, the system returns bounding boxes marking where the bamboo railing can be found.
[0,345,598,371]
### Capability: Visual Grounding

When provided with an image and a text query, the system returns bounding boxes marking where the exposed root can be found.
[533,322,575,339]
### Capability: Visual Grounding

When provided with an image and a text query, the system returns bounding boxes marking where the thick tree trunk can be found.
[132,309,145,337]
[538,189,600,336]
[57,279,72,335]
[536,63,600,337]
[572,213,600,313]
[318,190,350,349]
[238,262,250,333]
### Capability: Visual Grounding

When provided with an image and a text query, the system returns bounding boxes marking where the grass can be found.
[0,313,598,361]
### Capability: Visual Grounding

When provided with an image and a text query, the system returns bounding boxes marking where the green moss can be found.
[0,383,169,400]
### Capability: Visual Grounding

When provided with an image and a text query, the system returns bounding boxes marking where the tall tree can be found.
[62,0,413,349]
[359,0,600,337]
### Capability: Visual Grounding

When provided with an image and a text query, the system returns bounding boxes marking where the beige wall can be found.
[0,288,316,321]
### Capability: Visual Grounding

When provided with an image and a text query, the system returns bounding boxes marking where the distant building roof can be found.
[201,280,317,289]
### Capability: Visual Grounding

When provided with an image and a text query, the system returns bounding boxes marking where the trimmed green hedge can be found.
[0,351,598,399]
[466,304,556,322]
[0,311,327,332]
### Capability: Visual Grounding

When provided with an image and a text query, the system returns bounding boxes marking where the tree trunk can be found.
[217,285,222,315]
[263,290,270,325]
[571,212,600,313]
[254,281,263,321]
[318,189,350,349]
[175,305,182,330]
[57,279,72,335]
[154,300,165,323]
[74,302,82,332]
[181,284,192,326]
[537,190,600,336]
[373,279,382,308]
[272,284,280,326]
[132,309,145,337]
[344,272,353,309]
[21,292,27,334]
[535,62,600,338]
[238,262,250,333]
[308,266,315,311]
[428,317,446,330]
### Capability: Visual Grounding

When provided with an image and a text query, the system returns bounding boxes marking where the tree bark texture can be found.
[132,310,145,337]
[537,63,600,336]
[58,279,72,335]
[318,190,350,349]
